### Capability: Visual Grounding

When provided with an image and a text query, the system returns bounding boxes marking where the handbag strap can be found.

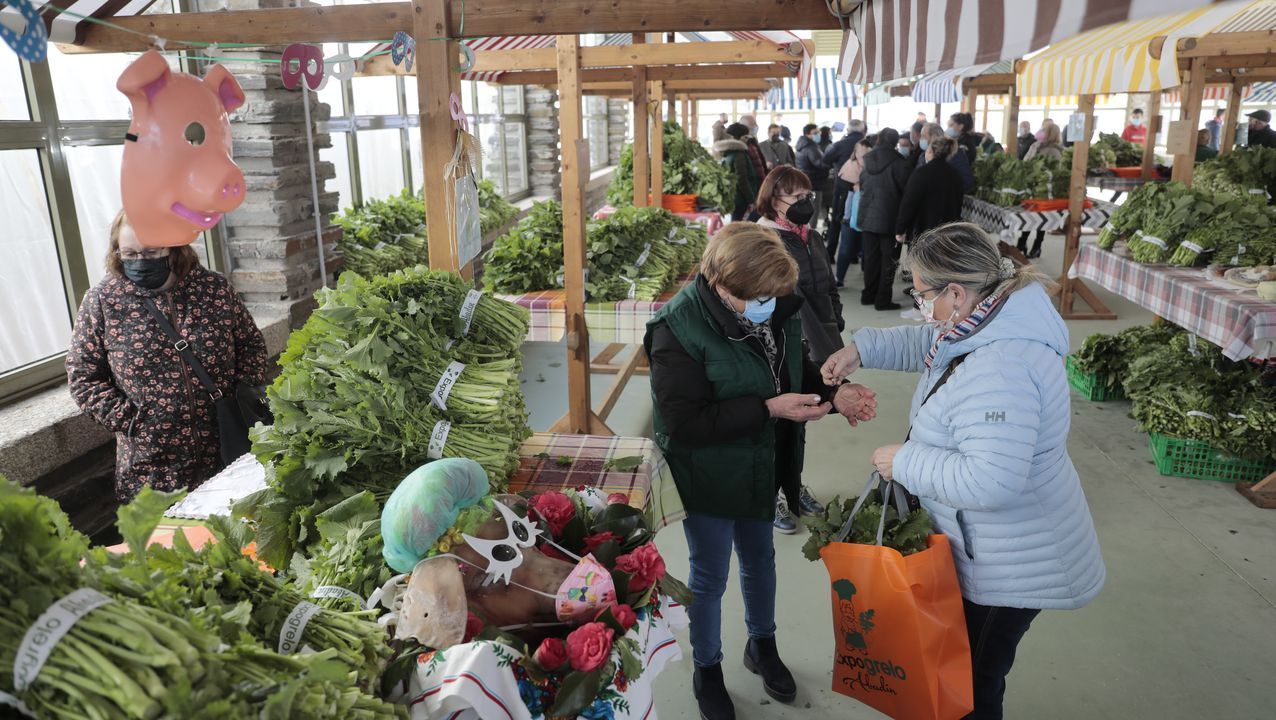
[905,353,968,442]
[834,471,909,546]
[140,297,222,401]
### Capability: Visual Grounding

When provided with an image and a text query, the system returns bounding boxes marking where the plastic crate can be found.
[1065,355,1124,401]
[1148,434,1276,483]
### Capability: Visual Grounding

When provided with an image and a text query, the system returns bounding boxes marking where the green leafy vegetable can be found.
[801,492,932,561]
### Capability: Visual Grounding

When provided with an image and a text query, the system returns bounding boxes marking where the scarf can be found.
[925,290,1005,369]
[772,215,809,243]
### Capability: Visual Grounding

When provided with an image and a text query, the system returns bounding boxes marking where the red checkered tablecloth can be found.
[1070,243,1276,360]
[507,433,685,530]
[592,204,725,237]
[497,272,694,344]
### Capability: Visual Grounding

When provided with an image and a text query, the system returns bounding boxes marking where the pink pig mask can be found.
[118,50,246,248]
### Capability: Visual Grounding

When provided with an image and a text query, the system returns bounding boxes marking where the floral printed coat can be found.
[67,265,268,501]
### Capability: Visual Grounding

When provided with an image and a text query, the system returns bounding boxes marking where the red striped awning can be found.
[838,0,1229,84]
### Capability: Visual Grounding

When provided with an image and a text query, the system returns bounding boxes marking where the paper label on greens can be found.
[428,420,452,459]
[1143,235,1167,250]
[14,588,114,691]
[635,243,653,269]
[1186,410,1217,421]
[1181,241,1205,254]
[1249,188,1266,195]
[668,228,688,245]
[1228,413,1248,420]
[621,275,637,300]
[430,361,466,411]
[278,601,322,655]
[996,187,1028,195]
[1187,333,1199,356]
[312,585,367,608]
[458,289,483,337]
[0,691,33,718]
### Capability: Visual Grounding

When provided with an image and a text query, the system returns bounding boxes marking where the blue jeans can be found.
[836,223,863,283]
[682,512,777,667]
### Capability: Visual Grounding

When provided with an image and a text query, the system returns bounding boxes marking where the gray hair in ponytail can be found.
[908,222,1055,298]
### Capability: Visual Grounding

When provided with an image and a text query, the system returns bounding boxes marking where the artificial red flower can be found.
[583,531,620,555]
[566,622,615,673]
[529,491,576,536]
[615,543,666,591]
[607,604,638,631]
[533,637,569,671]
[606,492,631,506]
[463,612,484,642]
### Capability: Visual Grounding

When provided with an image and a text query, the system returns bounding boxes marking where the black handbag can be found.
[141,297,271,468]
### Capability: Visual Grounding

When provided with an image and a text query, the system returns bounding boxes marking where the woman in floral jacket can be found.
[67,211,268,501]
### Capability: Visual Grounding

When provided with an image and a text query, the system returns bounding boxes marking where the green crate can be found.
[1065,355,1124,401]
[1148,434,1276,483]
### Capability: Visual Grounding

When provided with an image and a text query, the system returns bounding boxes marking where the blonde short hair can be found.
[909,222,1054,298]
[1041,123,1063,146]
[700,222,798,300]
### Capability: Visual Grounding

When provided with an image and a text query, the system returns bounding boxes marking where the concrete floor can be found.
[517,235,1276,720]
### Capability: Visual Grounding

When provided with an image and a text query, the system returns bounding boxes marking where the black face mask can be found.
[769,133,781,141]
[785,197,816,226]
[122,256,172,289]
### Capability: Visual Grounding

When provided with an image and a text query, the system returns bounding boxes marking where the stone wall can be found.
[526,86,561,198]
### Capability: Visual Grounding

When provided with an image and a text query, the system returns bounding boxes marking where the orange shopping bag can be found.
[818,474,973,720]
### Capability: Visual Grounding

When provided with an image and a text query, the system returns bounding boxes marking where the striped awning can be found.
[1018,2,1262,97]
[1161,85,1255,102]
[753,68,860,111]
[0,0,157,44]
[838,0,1234,84]
[1248,82,1276,103]
[864,77,914,105]
[911,63,994,103]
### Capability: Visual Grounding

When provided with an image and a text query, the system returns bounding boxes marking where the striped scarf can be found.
[925,291,1005,369]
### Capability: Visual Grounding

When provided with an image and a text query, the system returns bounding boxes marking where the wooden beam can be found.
[679,92,767,100]
[651,80,665,209]
[1142,91,1161,180]
[1237,471,1276,509]
[1004,83,1021,157]
[415,0,459,272]
[1172,57,1207,186]
[584,79,771,93]
[594,348,646,422]
[70,0,835,53]
[556,34,596,435]
[491,62,792,86]
[1178,32,1276,59]
[632,66,650,207]
[964,73,1016,92]
[1060,95,1116,321]
[1221,78,1246,154]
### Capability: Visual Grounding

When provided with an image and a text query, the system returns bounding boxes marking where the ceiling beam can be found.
[583,79,771,92]
[1178,31,1276,60]
[963,73,1015,91]
[68,0,833,54]
[490,62,792,86]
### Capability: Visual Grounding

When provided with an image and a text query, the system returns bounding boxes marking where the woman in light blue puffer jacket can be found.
[821,223,1104,720]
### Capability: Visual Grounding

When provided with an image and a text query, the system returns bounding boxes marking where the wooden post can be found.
[1059,95,1116,321]
[690,100,699,142]
[650,80,665,209]
[680,96,690,131]
[1141,91,1162,180]
[934,102,942,123]
[981,93,990,132]
[1171,58,1207,185]
[1221,77,1245,154]
[632,65,650,206]
[666,89,676,124]
[1005,84,1021,156]
[414,0,461,271]
[553,34,609,435]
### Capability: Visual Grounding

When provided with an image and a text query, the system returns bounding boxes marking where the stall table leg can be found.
[1238,471,1276,509]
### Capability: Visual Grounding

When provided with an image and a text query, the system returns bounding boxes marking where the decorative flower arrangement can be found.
[419,488,692,719]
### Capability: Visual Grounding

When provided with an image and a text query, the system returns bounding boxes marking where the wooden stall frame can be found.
[1059,95,1118,321]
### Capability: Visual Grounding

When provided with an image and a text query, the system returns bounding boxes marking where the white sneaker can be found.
[900,308,924,322]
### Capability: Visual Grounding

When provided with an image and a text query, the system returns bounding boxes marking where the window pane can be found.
[317,43,347,114]
[409,130,423,191]
[352,76,401,116]
[65,145,125,288]
[0,150,71,374]
[0,47,28,120]
[501,85,524,115]
[503,123,528,195]
[356,129,406,201]
[477,83,500,116]
[47,48,179,121]
[478,123,504,195]
[323,132,355,212]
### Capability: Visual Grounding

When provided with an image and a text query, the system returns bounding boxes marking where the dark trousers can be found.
[1017,230,1045,255]
[836,224,862,283]
[860,231,898,308]
[828,179,853,261]
[962,599,1041,720]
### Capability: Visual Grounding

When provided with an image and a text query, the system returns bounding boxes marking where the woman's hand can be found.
[821,343,861,385]
[872,444,904,480]
[833,384,877,426]
[765,393,832,422]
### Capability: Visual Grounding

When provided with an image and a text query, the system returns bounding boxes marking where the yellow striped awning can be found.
[1017,2,1265,97]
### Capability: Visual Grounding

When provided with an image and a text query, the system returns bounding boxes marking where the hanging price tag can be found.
[428,420,452,459]
[458,289,483,337]
[278,601,323,654]
[430,362,466,411]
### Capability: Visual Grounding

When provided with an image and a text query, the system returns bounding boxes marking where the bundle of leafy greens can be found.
[1098,180,1172,249]
[1027,154,1071,199]
[289,492,390,613]
[973,153,1033,206]
[482,200,564,294]
[246,268,531,569]
[1089,133,1142,169]
[1170,194,1276,266]
[477,179,519,234]
[801,490,932,561]
[1073,323,1181,393]
[1193,145,1276,202]
[607,122,736,211]
[1122,182,1216,263]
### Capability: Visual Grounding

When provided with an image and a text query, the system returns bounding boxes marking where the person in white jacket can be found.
[821,222,1105,720]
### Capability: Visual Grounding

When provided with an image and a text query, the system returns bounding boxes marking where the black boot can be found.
[743,636,797,703]
[1028,239,1044,259]
[693,663,736,720]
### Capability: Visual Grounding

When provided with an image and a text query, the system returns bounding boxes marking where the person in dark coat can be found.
[646,223,877,720]
[794,123,830,230]
[67,210,268,502]
[759,124,797,168]
[821,119,866,262]
[715,123,762,219]
[858,128,913,311]
[948,112,982,164]
[895,136,964,243]
[1246,109,1276,149]
[921,122,975,193]
[745,135,769,185]
[1016,121,1036,160]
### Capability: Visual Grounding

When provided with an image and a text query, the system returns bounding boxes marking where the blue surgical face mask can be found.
[919,139,930,151]
[945,126,960,138]
[898,146,910,157]
[743,296,776,324]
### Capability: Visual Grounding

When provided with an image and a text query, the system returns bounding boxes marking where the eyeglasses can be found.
[909,286,947,305]
[117,249,170,261]
[779,193,815,203]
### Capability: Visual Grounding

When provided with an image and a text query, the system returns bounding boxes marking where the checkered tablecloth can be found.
[508,433,685,530]
[592,204,725,237]
[962,196,1117,241]
[1070,243,1276,360]
[169,435,685,529]
[497,272,694,344]
[1093,176,1166,193]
